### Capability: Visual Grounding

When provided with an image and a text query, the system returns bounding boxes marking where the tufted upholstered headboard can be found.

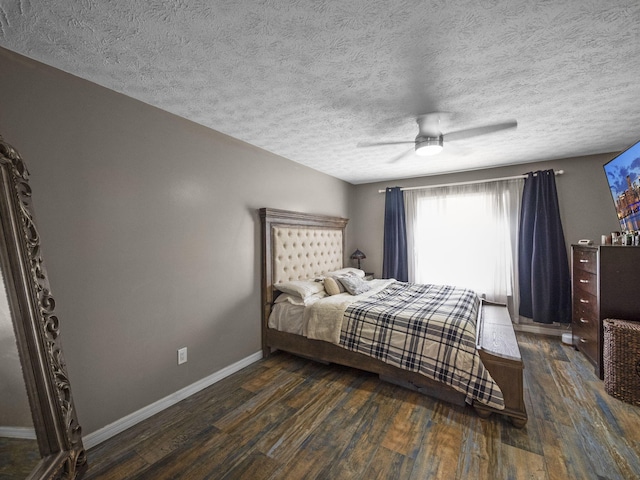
[259,208,349,351]
[272,225,344,284]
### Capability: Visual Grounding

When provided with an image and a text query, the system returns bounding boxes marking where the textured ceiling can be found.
[1,0,639,184]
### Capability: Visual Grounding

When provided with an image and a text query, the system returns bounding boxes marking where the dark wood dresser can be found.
[571,244,640,378]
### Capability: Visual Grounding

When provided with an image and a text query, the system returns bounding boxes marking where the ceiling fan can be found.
[357,113,517,161]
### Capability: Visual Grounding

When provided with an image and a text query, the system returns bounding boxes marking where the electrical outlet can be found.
[177,347,187,365]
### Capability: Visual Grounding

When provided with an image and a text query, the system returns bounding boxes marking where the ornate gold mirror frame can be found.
[0,135,86,479]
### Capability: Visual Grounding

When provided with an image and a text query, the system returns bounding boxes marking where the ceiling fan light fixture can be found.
[415,135,443,156]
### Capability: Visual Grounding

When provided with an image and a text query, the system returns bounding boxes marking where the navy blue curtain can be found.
[382,187,408,281]
[518,170,571,323]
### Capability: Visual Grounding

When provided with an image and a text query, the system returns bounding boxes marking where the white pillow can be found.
[275,292,326,305]
[274,280,325,299]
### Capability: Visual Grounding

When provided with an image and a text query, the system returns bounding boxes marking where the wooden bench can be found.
[474,301,528,427]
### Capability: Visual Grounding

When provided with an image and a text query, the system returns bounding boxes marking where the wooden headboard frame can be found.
[259,208,348,355]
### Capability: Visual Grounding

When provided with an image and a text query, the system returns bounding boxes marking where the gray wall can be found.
[0,48,352,434]
[350,155,622,278]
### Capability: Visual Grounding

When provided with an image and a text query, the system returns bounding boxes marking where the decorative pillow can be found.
[337,275,372,295]
[274,280,325,299]
[324,276,346,296]
[326,267,365,278]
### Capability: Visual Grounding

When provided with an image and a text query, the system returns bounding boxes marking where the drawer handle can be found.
[579,298,590,304]
[579,279,589,284]
[579,318,589,324]
[579,338,588,344]
[579,259,590,263]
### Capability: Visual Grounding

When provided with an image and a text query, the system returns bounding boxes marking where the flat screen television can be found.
[603,139,640,232]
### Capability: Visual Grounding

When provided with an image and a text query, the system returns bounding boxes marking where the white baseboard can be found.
[83,350,263,450]
[0,426,36,440]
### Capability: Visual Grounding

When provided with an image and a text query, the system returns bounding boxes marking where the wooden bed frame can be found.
[259,207,527,427]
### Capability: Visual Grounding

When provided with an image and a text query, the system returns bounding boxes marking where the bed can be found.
[259,207,527,427]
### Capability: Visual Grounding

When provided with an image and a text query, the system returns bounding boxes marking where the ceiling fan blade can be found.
[443,120,517,142]
[388,147,415,163]
[357,140,414,148]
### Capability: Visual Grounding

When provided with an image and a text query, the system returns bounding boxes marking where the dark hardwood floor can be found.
[84,333,640,479]
[0,437,39,479]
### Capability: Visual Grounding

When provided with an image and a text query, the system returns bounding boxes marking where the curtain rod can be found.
[377,169,564,193]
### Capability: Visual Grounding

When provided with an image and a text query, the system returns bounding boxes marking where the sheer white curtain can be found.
[404,179,523,316]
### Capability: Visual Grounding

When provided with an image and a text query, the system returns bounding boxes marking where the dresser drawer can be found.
[573,290,597,321]
[572,282,599,369]
[573,248,597,274]
[573,270,597,296]
[573,321,598,366]
[573,306,597,332]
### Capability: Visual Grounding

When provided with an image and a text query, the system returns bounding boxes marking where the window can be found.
[404,179,523,314]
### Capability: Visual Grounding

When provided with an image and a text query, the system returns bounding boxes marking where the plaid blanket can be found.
[339,282,504,410]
